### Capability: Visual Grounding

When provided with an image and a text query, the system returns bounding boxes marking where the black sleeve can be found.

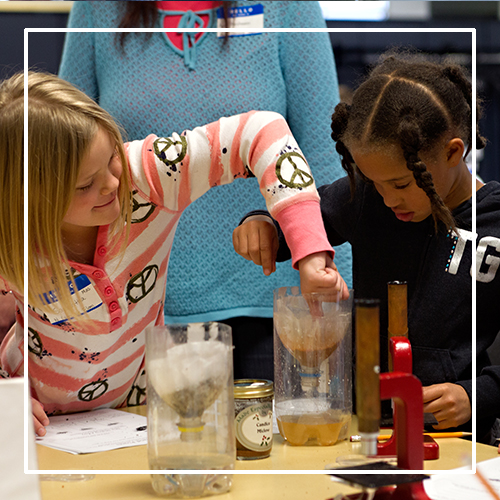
[240,176,359,262]
[317,177,362,246]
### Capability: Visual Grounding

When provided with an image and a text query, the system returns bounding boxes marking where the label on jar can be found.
[235,402,273,452]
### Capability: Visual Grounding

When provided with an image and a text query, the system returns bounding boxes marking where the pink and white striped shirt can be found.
[0,111,333,415]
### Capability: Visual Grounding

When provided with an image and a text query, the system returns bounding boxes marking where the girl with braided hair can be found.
[233,51,500,444]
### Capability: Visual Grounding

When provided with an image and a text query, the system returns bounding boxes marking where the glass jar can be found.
[234,379,274,460]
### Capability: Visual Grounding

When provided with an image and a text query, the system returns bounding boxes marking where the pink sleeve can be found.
[273,200,334,270]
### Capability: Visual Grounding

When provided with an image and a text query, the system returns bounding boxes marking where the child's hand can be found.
[32,397,49,437]
[232,216,278,276]
[422,383,471,429]
[298,252,349,299]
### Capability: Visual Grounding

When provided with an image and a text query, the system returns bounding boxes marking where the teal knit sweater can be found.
[59,0,353,323]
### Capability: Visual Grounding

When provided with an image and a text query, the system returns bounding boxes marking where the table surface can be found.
[37,406,499,500]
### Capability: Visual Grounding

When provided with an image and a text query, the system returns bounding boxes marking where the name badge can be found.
[216,4,264,37]
[38,274,103,325]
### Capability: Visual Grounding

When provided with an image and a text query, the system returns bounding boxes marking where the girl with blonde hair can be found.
[0,71,347,436]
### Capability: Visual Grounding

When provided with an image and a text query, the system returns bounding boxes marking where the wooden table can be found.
[39,473,361,500]
[37,406,499,500]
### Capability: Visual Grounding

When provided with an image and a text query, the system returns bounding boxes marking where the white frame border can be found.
[24,26,476,477]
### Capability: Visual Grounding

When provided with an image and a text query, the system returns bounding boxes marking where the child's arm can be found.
[129,110,337,273]
[422,383,471,430]
[0,303,49,436]
[297,252,348,298]
[1,337,50,437]
[429,362,500,432]
[233,215,349,299]
[232,215,279,277]
[32,398,49,437]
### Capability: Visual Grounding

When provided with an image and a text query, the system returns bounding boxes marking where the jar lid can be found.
[234,379,274,399]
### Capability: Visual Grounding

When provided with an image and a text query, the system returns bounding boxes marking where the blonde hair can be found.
[0,71,132,321]
[0,73,24,293]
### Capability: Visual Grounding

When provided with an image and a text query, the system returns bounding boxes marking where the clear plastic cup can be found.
[274,287,353,446]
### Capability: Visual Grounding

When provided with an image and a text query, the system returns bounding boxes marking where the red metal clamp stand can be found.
[377,336,439,464]
[340,338,433,500]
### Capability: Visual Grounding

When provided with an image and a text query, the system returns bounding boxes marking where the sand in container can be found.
[148,339,230,440]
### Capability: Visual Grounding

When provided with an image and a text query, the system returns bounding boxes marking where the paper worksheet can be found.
[424,456,500,500]
[36,408,148,454]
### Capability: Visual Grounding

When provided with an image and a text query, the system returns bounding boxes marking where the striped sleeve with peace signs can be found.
[126,110,332,268]
[126,111,322,216]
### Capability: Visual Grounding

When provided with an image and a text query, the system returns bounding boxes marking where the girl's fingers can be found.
[233,228,252,261]
[34,416,47,437]
[259,225,278,275]
[31,398,49,436]
[234,220,277,272]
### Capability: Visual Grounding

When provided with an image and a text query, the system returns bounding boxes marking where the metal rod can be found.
[355,299,381,455]
[387,281,408,371]
[388,281,408,338]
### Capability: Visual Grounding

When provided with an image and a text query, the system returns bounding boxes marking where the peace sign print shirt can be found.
[1,110,333,416]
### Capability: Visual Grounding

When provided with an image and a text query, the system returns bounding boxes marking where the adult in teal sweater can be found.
[59,1,352,380]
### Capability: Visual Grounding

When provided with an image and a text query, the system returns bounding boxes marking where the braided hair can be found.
[331,50,485,230]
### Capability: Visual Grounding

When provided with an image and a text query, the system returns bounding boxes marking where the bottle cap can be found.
[234,379,274,399]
